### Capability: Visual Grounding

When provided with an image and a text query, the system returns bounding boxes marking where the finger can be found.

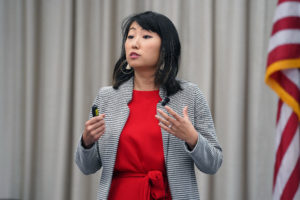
[96,126,106,138]
[91,124,105,137]
[86,114,105,126]
[155,115,171,127]
[85,120,105,135]
[157,109,177,125]
[164,106,182,121]
[94,132,104,141]
[91,130,105,142]
[90,120,105,132]
[91,114,105,122]
[93,114,105,122]
[158,122,175,135]
[183,106,189,119]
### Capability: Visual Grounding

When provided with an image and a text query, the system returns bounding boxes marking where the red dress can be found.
[108,90,172,200]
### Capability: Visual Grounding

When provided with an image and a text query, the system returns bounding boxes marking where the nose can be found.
[131,36,140,49]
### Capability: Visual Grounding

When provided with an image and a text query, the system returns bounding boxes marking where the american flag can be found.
[265,0,300,199]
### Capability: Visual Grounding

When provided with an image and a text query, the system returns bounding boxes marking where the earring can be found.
[126,64,131,70]
[120,61,133,75]
[160,63,165,71]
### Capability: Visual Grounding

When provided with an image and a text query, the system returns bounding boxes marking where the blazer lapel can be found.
[158,88,170,165]
[110,77,134,139]
[102,78,134,168]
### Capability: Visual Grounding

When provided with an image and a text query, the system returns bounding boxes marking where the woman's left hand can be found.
[155,106,198,149]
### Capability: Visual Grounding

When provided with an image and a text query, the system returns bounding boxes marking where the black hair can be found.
[112,11,182,96]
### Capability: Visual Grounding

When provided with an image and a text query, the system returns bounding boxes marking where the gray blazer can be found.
[75,78,223,200]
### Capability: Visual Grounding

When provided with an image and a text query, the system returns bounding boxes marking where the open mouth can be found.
[130,52,140,58]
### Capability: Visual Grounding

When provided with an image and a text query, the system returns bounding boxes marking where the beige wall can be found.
[0,0,278,199]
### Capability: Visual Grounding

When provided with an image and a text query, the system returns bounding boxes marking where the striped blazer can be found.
[75,78,223,200]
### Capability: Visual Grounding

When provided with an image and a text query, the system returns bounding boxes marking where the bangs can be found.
[122,12,161,37]
[134,16,160,34]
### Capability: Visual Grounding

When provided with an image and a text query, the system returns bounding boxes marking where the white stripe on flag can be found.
[283,68,300,90]
[273,2,300,23]
[294,184,300,200]
[273,125,300,200]
[276,103,293,150]
[268,30,300,53]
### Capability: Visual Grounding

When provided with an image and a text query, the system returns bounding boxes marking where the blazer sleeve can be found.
[75,92,102,175]
[184,86,223,174]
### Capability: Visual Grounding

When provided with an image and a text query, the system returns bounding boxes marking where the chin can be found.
[129,63,143,68]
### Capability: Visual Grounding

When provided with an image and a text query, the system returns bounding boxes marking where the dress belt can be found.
[113,170,168,200]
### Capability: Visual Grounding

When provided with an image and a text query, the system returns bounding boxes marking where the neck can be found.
[133,70,158,91]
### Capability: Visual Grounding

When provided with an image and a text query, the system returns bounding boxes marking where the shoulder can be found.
[178,79,204,97]
[94,86,118,111]
[98,86,114,96]
[94,86,115,103]
[96,84,130,101]
[179,80,198,90]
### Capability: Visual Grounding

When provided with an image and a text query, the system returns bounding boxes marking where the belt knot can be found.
[145,170,165,199]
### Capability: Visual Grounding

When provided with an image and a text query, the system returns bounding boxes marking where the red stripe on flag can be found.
[271,71,300,102]
[267,44,300,66]
[280,157,300,200]
[277,99,283,124]
[273,112,298,188]
[271,17,300,35]
[278,0,300,5]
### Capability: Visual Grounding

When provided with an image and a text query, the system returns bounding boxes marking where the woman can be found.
[75,11,223,200]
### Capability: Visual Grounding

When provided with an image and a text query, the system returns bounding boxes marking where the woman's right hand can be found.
[82,114,106,148]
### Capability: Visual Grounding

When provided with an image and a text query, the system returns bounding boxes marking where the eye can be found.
[127,35,134,39]
[143,35,152,39]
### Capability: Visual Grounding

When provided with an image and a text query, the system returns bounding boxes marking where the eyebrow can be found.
[129,27,136,30]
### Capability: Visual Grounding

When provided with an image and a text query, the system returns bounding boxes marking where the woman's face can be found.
[125,21,162,71]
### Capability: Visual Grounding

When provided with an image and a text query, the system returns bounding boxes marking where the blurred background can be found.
[0,0,278,199]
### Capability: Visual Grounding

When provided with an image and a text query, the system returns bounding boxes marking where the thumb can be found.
[183,106,189,119]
